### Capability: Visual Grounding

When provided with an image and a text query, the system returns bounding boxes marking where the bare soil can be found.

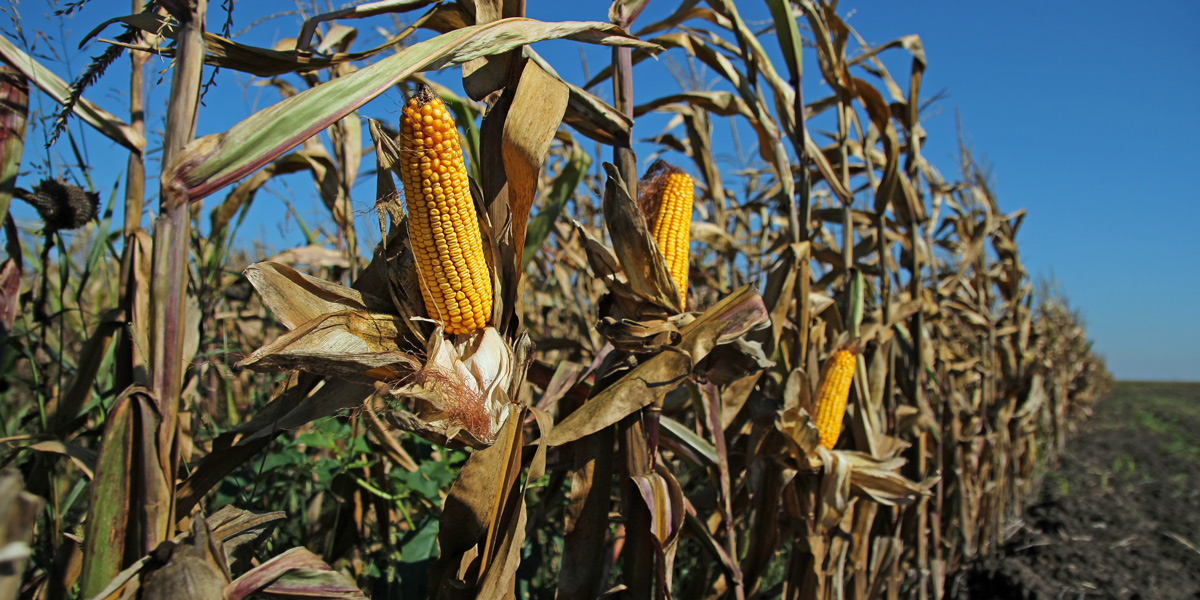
[952,382,1200,600]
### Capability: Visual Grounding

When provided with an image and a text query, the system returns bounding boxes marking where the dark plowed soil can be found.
[953,382,1200,600]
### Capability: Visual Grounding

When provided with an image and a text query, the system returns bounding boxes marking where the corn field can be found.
[0,1,1110,599]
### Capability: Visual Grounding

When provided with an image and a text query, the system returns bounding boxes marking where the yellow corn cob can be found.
[399,85,492,335]
[640,160,694,310]
[813,345,859,449]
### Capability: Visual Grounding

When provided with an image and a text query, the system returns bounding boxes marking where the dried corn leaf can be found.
[631,464,685,600]
[526,48,633,146]
[596,315,682,351]
[547,285,766,446]
[237,310,420,382]
[296,0,440,51]
[263,245,352,269]
[432,410,523,590]
[600,162,680,314]
[238,380,377,446]
[205,506,286,574]
[20,441,97,480]
[93,7,433,78]
[522,136,590,268]
[225,547,363,599]
[244,262,394,330]
[837,450,935,506]
[502,60,569,261]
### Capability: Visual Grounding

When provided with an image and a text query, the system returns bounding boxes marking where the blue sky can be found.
[5,1,1197,381]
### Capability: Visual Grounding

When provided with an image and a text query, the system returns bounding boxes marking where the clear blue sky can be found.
[4,1,1197,381]
[829,1,1200,383]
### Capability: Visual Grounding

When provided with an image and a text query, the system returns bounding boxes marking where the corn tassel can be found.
[640,160,694,309]
[813,346,859,449]
[399,85,492,335]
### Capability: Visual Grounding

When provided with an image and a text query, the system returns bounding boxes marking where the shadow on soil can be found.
[951,382,1200,600]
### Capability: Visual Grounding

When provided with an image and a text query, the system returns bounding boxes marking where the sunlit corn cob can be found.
[641,160,694,309]
[399,85,492,335]
[813,346,859,449]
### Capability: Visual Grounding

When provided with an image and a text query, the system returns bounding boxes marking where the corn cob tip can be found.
[641,158,686,180]
[408,83,438,108]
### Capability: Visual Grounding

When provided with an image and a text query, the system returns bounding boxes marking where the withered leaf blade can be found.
[206,506,287,575]
[244,262,394,331]
[502,60,569,263]
[694,336,773,386]
[224,547,364,599]
[601,162,680,314]
[630,464,685,600]
[814,447,852,535]
[0,33,143,150]
[477,412,535,598]
[236,310,421,383]
[22,440,98,480]
[776,404,823,470]
[525,48,633,147]
[837,450,935,506]
[572,218,623,281]
[596,316,682,352]
[432,412,523,589]
[547,286,767,446]
[522,137,590,269]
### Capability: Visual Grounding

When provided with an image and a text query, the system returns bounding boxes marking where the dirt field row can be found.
[954,382,1200,599]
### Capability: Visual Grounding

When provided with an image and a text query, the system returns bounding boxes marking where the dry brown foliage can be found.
[0,1,1109,599]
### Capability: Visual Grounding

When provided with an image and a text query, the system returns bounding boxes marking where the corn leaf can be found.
[168,18,659,202]
[547,286,766,446]
[225,547,364,599]
[78,396,134,597]
[0,35,143,151]
[502,60,569,263]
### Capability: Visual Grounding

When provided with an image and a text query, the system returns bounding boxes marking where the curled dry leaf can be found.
[263,244,352,269]
[238,257,517,447]
[547,285,768,447]
[224,547,364,600]
[776,405,824,471]
[243,262,393,330]
[596,315,683,352]
[631,463,686,600]
[236,310,423,383]
[838,450,937,506]
[600,162,680,317]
